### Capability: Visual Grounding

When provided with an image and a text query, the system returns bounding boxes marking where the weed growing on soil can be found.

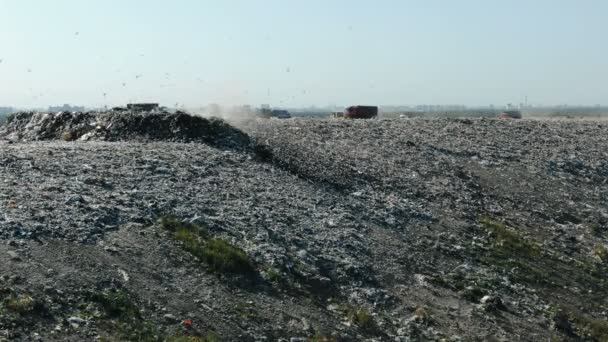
[340,304,376,331]
[558,309,608,341]
[265,267,282,283]
[90,289,161,342]
[593,244,608,263]
[4,294,34,313]
[308,335,337,342]
[480,217,540,257]
[479,217,552,285]
[160,216,208,238]
[90,289,140,320]
[590,223,605,237]
[577,317,608,341]
[234,301,256,320]
[476,216,608,332]
[200,239,254,274]
[160,217,254,275]
[90,289,222,342]
[167,332,222,342]
[173,226,207,258]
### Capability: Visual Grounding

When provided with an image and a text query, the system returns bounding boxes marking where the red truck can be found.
[344,105,378,119]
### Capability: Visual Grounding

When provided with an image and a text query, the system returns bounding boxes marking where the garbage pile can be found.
[1,117,608,341]
[0,109,254,150]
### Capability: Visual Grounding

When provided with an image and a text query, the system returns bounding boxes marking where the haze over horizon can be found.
[0,0,606,108]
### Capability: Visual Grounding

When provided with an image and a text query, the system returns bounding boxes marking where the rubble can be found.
[0,109,255,151]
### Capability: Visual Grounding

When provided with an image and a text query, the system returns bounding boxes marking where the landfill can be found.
[0,112,607,341]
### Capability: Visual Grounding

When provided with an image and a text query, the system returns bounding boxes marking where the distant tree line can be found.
[525,106,608,117]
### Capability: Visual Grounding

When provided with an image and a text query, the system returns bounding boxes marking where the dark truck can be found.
[257,108,291,119]
[126,103,160,112]
[271,109,291,119]
[344,105,378,119]
[499,110,522,119]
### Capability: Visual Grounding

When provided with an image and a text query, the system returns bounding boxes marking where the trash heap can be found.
[0,117,608,341]
[0,109,254,150]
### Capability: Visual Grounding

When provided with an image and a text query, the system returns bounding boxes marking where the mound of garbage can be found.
[1,118,608,341]
[0,109,254,150]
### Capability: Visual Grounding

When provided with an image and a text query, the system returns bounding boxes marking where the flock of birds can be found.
[1,31,308,107]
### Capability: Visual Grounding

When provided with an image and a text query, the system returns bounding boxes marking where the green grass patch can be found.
[200,239,254,274]
[265,267,282,283]
[479,217,556,286]
[593,244,608,263]
[160,216,209,238]
[91,289,223,342]
[590,223,605,237]
[480,217,540,258]
[90,289,140,320]
[265,268,281,282]
[160,217,254,275]
[580,318,608,341]
[91,289,160,342]
[167,332,222,342]
[3,294,34,314]
[308,335,337,342]
[339,304,376,331]
[563,310,608,341]
[233,301,257,320]
[478,217,608,293]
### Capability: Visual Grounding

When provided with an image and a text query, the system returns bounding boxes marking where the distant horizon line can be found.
[2,103,608,111]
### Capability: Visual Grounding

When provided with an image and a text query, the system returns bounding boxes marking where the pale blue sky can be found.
[0,0,606,108]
